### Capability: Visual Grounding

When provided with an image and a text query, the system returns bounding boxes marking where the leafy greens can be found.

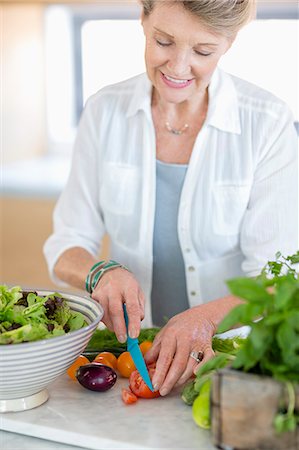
[182,251,299,434]
[0,285,87,344]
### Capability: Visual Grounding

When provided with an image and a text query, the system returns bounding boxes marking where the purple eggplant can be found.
[76,363,117,392]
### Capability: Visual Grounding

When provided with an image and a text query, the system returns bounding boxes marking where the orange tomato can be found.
[93,352,117,369]
[92,356,114,369]
[122,388,138,405]
[129,368,160,399]
[139,341,153,355]
[117,351,136,378]
[67,355,89,381]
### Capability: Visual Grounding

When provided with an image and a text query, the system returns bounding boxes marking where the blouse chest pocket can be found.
[100,163,140,216]
[212,184,251,236]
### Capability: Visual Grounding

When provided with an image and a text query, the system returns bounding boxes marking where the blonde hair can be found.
[140,0,256,37]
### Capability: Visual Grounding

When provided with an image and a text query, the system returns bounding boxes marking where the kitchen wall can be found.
[0,1,110,290]
[0,196,110,291]
[2,2,47,163]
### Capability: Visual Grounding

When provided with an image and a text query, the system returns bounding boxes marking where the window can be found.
[45,1,298,155]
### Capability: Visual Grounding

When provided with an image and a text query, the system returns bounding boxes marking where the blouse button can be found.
[190,291,196,296]
[188,266,195,272]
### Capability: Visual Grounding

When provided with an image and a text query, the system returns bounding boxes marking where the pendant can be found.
[165,122,189,136]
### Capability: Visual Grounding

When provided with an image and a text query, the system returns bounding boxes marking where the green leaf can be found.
[249,323,273,353]
[274,413,297,433]
[181,380,199,405]
[286,251,299,265]
[274,277,299,310]
[212,336,247,355]
[66,311,86,332]
[226,277,272,304]
[217,304,248,333]
[195,354,232,378]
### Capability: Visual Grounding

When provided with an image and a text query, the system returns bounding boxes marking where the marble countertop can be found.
[0,374,216,450]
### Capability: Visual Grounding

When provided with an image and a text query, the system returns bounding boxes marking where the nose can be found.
[166,48,191,77]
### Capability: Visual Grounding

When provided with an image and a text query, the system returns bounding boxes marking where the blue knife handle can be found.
[123,303,138,345]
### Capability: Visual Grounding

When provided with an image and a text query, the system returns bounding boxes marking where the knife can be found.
[123,303,154,392]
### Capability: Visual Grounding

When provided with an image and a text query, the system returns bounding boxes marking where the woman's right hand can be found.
[91,268,145,343]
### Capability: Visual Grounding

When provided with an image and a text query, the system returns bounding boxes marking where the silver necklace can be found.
[165,122,189,136]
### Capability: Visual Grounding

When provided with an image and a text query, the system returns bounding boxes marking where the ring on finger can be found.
[189,350,204,363]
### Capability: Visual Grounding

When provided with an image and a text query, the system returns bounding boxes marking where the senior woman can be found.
[44,0,298,396]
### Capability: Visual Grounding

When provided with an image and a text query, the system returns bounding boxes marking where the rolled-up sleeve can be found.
[43,99,106,284]
[241,106,298,276]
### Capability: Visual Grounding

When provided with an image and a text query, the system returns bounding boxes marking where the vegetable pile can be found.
[67,329,160,400]
[182,251,299,434]
[0,285,87,344]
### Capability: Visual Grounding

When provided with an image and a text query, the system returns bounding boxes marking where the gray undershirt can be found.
[151,159,190,327]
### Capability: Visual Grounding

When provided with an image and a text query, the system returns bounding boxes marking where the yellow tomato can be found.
[93,352,118,369]
[139,341,153,355]
[67,355,89,381]
[117,351,136,378]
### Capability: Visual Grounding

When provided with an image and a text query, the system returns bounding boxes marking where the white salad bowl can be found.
[0,290,103,412]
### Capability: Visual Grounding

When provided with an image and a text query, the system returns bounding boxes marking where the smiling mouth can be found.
[161,72,193,89]
[163,73,192,84]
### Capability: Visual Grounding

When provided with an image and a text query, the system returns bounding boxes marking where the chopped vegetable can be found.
[122,388,138,405]
[0,286,87,344]
[129,368,160,399]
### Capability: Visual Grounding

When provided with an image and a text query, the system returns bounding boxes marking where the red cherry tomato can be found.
[129,368,160,399]
[122,388,138,405]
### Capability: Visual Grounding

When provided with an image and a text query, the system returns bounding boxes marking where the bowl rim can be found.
[0,288,103,351]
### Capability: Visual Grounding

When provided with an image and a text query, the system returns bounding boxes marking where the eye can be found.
[156,39,172,47]
[194,50,212,57]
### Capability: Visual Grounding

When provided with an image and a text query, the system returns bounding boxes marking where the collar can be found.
[126,73,153,119]
[206,67,241,134]
[126,69,241,134]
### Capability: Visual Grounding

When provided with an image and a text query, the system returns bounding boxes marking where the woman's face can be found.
[142,2,233,104]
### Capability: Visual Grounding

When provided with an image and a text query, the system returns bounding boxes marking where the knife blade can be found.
[123,303,154,392]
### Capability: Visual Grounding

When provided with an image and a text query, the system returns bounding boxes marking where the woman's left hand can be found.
[144,305,216,396]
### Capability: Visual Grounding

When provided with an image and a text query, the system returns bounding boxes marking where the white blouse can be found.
[44,68,298,327]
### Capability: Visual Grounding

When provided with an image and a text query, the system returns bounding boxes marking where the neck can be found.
[152,89,209,124]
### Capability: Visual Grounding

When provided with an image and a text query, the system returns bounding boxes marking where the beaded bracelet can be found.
[85,260,106,293]
[85,259,130,294]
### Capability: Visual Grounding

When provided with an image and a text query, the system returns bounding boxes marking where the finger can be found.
[107,292,127,343]
[124,287,143,339]
[193,347,215,375]
[158,341,190,396]
[91,292,114,330]
[143,339,161,364]
[143,330,163,364]
[151,337,176,391]
[176,348,205,387]
[138,289,145,320]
